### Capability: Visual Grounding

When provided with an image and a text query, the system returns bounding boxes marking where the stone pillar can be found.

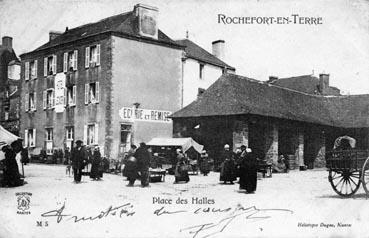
[265,123,278,163]
[232,121,248,151]
[296,132,304,167]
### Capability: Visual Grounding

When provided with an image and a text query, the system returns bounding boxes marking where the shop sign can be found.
[119,107,172,123]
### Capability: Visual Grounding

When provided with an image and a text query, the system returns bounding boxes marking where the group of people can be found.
[219,144,258,193]
[70,140,103,183]
[122,143,151,187]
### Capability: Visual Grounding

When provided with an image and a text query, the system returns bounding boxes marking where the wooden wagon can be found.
[326,136,369,197]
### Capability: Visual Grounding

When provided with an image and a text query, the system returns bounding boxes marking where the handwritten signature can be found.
[179,204,293,238]
[41,202,135,223]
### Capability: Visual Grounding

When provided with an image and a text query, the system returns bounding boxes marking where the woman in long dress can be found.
[220,144,237,184]
[90,146,102,180]
[239,146,258,193]
[174,151,190,183]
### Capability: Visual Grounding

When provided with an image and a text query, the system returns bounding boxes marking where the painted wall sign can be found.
[119,107,172,123]
[54,73,66,113]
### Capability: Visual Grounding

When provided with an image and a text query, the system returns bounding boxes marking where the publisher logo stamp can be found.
[16,192,32,215]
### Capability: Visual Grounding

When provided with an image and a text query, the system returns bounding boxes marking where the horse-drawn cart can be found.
[326,136,369,197]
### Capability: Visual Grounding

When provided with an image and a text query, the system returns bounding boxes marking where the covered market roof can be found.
[170,74,369,129]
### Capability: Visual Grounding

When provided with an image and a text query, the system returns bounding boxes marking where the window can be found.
[25,92,37,112]
[25,60,37,80]
[65,85,76,106]
[84,123,98,145]
[85,82,100,104]
[45,128,53,155]
[199,63,204,80]
[66,126,74,140]
[120,124,132,144]
[45,128,53,141]
[63,50,78,72]
[44,55,57,76]
[85,44,100,68]
[24,129,36,148]
[43,89,55,109]
[30,60,38,79]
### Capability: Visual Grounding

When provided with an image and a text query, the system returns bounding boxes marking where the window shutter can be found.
[94,123,98,145]
[72,85,76,105]
[43,90,46,109]
[85,84,89,104]
[85,47,90,68]
[96,44,100,66]
[34,60,38,79]
[44,57,47,76]
[63,52,67,72]
[33,92,37,111]
[74,50,78,70]
[25,93,29,111]
[52,55,57,75]
[24,130,28,147]
[32,129,36,147]
[95,82,100,103]
[83,125,88,145]
[51,90,55,107]
[64,88,67,106]
[25,62,29,81]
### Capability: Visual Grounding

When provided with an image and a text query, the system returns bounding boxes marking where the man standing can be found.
[71,140,86,183]
[134,142,151,187]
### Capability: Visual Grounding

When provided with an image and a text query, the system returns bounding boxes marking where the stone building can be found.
[175,39,235,107]
[0,36,21,135]
[19,4,185,158]
[19,4,234,159]
[170,73,369,169]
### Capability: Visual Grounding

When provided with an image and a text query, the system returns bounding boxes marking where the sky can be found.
[0,0,368,94]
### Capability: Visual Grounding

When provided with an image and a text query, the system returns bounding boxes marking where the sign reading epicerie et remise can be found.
[119,107,172,123]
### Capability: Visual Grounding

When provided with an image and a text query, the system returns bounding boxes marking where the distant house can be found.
[175,39,235,107]
[267,74,340,96]
[170,73,369,169]
[0,36,21,136]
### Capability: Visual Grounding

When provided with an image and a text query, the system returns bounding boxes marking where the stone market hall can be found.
[170,73,369,169]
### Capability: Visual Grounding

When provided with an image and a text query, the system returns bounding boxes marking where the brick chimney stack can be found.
[2,36,13,50]
[319,73,330,95]
[212,40,225,61]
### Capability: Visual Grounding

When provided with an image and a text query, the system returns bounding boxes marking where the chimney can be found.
[49,31,63,41]
[212,40,225,61]
[268,76,278,83]
[133,4,159,39]
[319,73,329,95]
[2,36,13,50]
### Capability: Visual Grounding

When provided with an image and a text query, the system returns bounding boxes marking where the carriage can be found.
[326,136,369,197]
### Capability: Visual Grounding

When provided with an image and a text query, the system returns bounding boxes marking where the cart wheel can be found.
[328,169,361,197]
[361,157,369,196]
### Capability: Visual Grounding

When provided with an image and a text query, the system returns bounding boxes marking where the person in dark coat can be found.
[174,150,190,183]
[199,150,211,176]
[71,140,86,183]
[2,145,23,187]
[239,145,258,193]
[133,143,151,187]
[90,146,102,180]
[220,144,237,184]
[123,145,138,186]
[21,147,29,165]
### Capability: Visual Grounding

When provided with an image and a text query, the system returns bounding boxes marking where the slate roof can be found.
[170,74,369,128]
[269,75,341,96]
[175,39,235,70]
[22,11,182,56]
